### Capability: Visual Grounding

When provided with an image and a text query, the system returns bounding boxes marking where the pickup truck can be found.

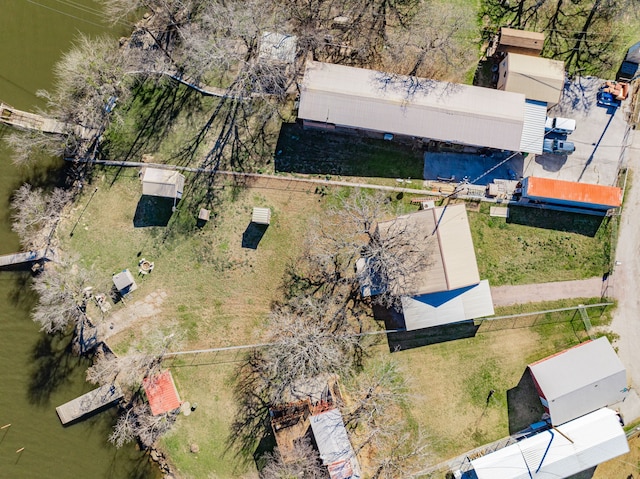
[543,138,575,155]
[597,91,622,108]
[544,117,576,135]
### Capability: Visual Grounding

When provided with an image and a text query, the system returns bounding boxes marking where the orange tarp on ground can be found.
[525,177,622,208]
[143,370,181,416]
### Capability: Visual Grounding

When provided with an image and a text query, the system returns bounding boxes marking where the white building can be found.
[471,407,629,479]
[529,337,627,426]
[141,167,185,200]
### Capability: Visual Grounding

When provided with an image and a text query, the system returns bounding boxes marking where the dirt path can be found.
[97,290,168,341]
[610,128,640,389]
[491,277,607,307]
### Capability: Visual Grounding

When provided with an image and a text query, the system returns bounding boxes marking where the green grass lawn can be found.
[58,170,618,477]
[470,203,611,286]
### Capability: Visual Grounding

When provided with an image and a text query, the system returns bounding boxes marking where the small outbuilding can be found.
[309,408,361,479]
[141,167,185,200]
[112,269,137,295]
[142,370,182,416]
[528,337,627,426]
[520,176,623,214]
[251,207,271,225]
[470,407,629,479]
[259,32,297,64]
[496,27,545,56]
[497,53,565,107]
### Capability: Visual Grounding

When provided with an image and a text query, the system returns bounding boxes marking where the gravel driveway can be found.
[610,127,640,388]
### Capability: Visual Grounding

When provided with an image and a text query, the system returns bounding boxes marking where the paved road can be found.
[491,277,607,307]
[610,127,640,389]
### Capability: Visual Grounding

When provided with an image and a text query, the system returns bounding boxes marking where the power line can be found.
[23,0,108,28]
[24,0,133,29]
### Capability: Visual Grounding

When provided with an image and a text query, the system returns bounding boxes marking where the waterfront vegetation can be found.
[7,0,637,477]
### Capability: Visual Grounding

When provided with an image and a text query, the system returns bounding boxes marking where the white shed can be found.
[471,407,629,479]
[259,32,297,64]
[112,269,138,295]
[528,337,627,426]
[141,168,185,200]
[251,207,271,225]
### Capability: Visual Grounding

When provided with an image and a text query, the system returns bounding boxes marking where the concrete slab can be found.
[424,151,524,185]
[490,206,509,218]
[523,77,631,186]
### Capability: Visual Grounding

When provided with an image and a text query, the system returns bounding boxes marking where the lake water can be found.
[0,2,160,477]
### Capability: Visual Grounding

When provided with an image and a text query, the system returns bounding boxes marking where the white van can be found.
[544,117,576,135]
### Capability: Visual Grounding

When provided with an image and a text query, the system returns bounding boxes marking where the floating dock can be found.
[56,384,123,425]
[0,249,47,268]
[0,102,97,139]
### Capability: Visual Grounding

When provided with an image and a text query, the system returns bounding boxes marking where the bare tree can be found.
[10,184,71,251]
[260,440,327,479]
[42,34,131,136]
[306,189,433,309]
[344,359,407,430]
[86,350,163,390]
[480,0,634,77]
[382,2,477,80]
[109,397,178,449]
[86,331,176,389]
[4,129,69,167]
[262,294,361,403]
[30,258,92,334]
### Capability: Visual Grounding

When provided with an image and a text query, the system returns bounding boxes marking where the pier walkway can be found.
[0,102,97,139]
[56,383,123,425]
[0,249,48,268]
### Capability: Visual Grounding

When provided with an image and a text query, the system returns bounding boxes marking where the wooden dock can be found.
[0,102,97,140]
[0,249,47,268]
[56,384,123,425]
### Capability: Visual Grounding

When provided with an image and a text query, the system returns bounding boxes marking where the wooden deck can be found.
[0,249,47,268]
[56,384,123,425]
[0,102,97,140]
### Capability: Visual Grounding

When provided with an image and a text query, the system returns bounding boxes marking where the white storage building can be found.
[141,167,185,200]
[470,407,629,479]
[528,337,627,426]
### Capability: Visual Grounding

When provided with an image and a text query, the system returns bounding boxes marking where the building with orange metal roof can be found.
[142,370,182,416]
[521,177,622,214]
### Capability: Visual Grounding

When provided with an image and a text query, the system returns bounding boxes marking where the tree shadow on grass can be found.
[226,352,275,473]
[274,122,424,178]
[506,368,545,434]
[507,206,605,237]
[27,332,84,406]
[373,303,479,352]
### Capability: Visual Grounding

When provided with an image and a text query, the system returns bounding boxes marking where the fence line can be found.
[164,303,612,359]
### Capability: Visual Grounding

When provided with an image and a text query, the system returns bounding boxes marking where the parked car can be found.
[543,138,575,155]
[544,117,576,135]
[597,91,622,108]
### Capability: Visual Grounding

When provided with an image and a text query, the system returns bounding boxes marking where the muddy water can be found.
[0,2,159,477]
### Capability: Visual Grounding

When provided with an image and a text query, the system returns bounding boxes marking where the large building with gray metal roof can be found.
[298,61,546,154]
